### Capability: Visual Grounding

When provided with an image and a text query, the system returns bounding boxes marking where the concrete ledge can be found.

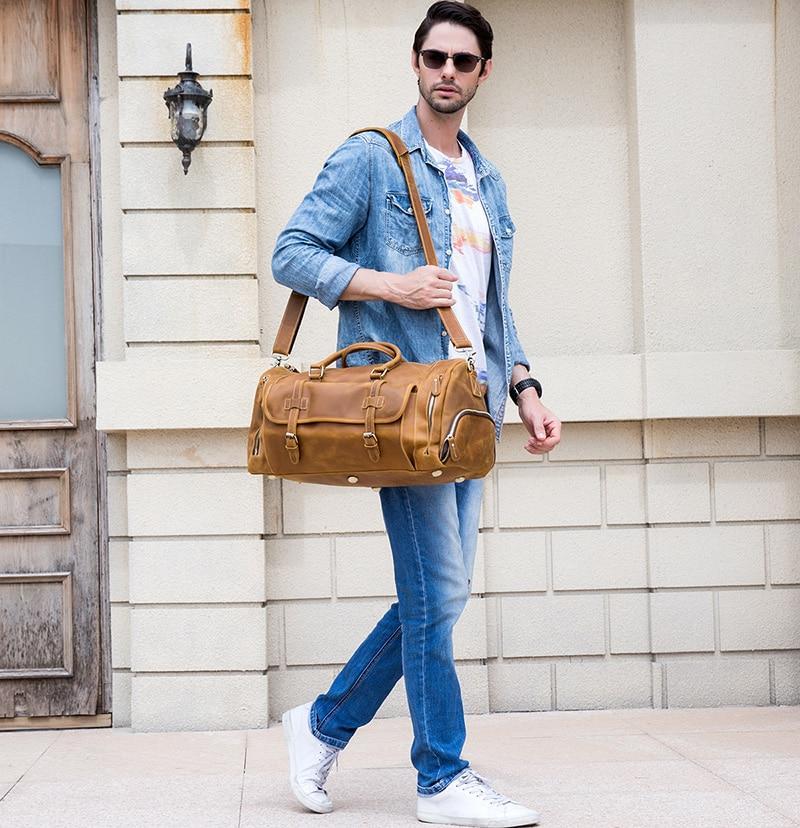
[97,357,265,430]
[645,350,800,418]
[96,349,800,431]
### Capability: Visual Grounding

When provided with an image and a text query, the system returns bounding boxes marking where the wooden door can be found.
[0,0,107,723]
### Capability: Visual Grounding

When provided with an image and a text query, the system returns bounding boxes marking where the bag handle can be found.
[271,127,473,357]
[308,342,402,379]
[340,341,399,368]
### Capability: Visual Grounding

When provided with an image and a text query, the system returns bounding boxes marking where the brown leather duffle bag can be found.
[246,128,496,487]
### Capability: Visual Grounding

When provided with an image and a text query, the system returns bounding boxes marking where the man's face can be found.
[413,21,492,116]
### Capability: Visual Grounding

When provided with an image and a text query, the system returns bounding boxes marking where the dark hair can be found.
[413,1,493,61]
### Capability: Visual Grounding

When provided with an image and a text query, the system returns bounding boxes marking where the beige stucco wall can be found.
[97,0,800,730]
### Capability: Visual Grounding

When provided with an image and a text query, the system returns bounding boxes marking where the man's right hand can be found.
[340,265,458,308]
[384,266,459,310]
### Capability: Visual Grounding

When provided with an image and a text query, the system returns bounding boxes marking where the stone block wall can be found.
[101,0,264,729]
[97,0,800,730]
[107,417,799,727]
[264,418,799,719]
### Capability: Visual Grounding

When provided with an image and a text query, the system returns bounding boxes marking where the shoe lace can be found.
[454,769,511,805]
[312,743,340,791]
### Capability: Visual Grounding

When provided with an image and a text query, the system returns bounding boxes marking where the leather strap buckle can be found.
[362,430,380,463]
[284,432,300,464]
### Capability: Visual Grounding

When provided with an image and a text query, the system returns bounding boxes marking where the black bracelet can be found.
[510,377,542,405]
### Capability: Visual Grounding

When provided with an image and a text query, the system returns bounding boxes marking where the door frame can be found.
[87,0,113,721]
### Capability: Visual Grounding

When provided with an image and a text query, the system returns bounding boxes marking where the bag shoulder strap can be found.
[272,127,472,357]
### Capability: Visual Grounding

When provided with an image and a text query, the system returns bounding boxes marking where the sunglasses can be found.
[418,49,486,74]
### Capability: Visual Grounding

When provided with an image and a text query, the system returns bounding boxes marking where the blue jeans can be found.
[309,478,484,796]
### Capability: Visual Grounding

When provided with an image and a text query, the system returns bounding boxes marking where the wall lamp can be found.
[163,43,213,174]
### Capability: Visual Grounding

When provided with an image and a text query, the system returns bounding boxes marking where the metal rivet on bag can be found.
[372,487,382,492]
[267,475,277,480]
[431,470,443,478]
[455,477,465,483]
[347,476,359,484]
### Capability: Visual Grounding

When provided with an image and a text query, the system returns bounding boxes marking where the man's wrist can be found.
[510,377,542,405]
[344,268,399,302]
[379,271,404,303]
[517,386,541,404]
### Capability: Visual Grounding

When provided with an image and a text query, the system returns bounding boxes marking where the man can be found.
[272,3,561,826]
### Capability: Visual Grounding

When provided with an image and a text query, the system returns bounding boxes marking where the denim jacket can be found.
[271,106,529,437]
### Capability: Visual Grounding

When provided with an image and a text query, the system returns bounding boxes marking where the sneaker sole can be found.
[282,709,334,814]
[417,810,540,827]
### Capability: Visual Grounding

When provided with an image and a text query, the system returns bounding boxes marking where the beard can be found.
[419,79,479,114]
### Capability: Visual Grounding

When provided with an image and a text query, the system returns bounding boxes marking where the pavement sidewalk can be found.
[1,705,799,827]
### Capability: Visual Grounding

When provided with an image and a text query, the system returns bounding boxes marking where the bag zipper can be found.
[425,374,443,453]
[440,408,494,462]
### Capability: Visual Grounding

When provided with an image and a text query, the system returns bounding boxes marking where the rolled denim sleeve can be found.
[508,305,530,371]
[271,136,371,310]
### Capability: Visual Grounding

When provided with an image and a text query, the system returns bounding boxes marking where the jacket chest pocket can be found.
[496,214,516,273]
[384,191,433,257]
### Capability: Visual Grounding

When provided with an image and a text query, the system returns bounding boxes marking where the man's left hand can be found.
[518,392,562,455]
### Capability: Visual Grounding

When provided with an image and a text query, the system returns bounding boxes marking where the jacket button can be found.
[446,248,452,256]
[441,330,448,336]
[444,208,451,215]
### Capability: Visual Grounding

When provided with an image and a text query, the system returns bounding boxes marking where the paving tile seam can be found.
[642,728,800,735]
[645,732,800,826]
[743,789,800,828]
[0,732,64,804]
[637,727,800,735]
[237,733,248,828]
[487,759,690,768]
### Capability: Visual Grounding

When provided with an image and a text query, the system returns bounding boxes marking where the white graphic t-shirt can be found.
[425,140,492,384]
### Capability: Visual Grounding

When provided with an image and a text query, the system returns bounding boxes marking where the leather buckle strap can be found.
[284,380,305,464]
[283,397,309,411]
[284,432,300,464]
[362,380,383,463]
[362,430,380,463]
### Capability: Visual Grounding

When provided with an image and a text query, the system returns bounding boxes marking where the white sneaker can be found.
[417,767,541,827]
[282,702,341,814]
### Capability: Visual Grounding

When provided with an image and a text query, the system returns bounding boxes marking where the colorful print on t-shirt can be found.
[426,140,493,385]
